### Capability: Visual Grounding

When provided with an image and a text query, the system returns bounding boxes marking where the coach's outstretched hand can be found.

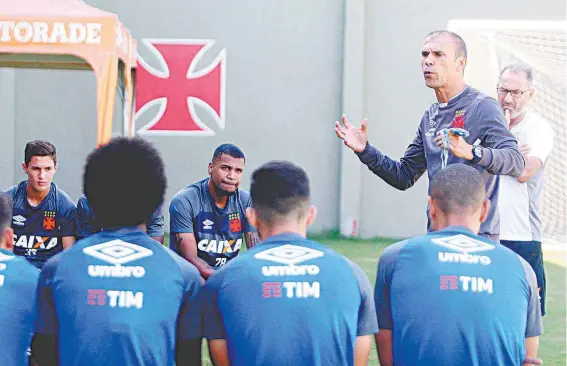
[335,115,368,153]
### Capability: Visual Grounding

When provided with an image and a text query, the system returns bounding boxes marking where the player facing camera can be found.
[246,160,317,239]
[83,137,166,229]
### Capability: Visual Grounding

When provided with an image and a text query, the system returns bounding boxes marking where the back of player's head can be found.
[250,161,310,223]
[0,192,14,249]
[430,163,486,215]
[0,192,12,236]
[212,143,245,163]
[83,137,166,229]
[24,140,56,165]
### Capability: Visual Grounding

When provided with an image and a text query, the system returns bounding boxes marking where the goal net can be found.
[448,20,567,247]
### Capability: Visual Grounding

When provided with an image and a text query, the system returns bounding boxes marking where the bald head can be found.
[430,164,486,215]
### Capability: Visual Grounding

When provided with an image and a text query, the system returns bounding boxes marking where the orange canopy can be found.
[0,0,137,146]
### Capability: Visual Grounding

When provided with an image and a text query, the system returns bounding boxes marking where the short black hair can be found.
[24,140,57,165]
[0,192,12,237]
[430,164,486,215]
[83,137,166,229]
[426,30,468,59]
[212,143,245,162]
[250,161,310,223]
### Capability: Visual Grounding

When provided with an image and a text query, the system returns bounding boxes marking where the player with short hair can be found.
[497,62,553,316]
[202,160,378,366]
[374,163,542,366]
[4,140,76,269]
[169,143,260,280]
[76,195,165,244]
[336,30,525,242]
[31,137,203,366]
[0,192,40,366]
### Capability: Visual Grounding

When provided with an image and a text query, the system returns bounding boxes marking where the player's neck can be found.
[438,216,480,235]
[26,182,50,206]
[207,179,229,208]
[258,224,307,241]
[435,80,466,104]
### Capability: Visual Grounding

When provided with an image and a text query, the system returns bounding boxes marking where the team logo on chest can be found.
[228,213,241,233]
[450,109,465,129]
[43,211,56,231]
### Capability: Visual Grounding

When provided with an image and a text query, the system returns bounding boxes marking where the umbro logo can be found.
[83,240,153,265]
[203,219,214,230]
[254,244,324,265]
[12,215,26,226]
[432,235,495,253]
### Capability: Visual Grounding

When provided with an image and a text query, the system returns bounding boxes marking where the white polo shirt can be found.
[499,110,554,242]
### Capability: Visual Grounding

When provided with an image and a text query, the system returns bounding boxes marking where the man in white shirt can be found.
[497,62,554,316]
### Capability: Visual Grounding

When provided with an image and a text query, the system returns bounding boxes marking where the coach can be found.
[335,30,525,241]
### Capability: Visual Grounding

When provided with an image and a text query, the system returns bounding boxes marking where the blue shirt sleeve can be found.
[34,257,59,336]
[355,114,428,191]
[58,193,76,237]
[169,192,196,234]
[201,272,226,339]
[518,256,544,337]
[176,262,203,340]
[76,196,97,239]
[347,259,378,336]
[374,240,406,330]
[475,97,525,176]
[146,204,165,237]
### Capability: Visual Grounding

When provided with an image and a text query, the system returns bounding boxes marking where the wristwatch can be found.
[471,144,483,164]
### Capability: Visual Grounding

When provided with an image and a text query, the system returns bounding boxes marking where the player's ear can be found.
[306,205,317,227]
[21,162,27,174]
[479,199,491,223]
[208,162,213,176]
[428,196,437,222]
[245,207,259,231]
[3,227,14,251]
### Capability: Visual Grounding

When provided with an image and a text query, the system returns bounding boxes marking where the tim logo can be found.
[135,39,226,136]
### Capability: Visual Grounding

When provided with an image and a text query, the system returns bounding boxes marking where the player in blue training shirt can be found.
[374,164,543,366]
[202,161,378,366]
[76,194,165,243]
[4,140,76,269]
[31,137,203,366]
[0,192,40,366]
[169,143,260,280]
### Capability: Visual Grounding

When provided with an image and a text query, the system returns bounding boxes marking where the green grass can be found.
[168,236,566,365]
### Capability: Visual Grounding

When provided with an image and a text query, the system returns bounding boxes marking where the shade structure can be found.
[0,0,137,146]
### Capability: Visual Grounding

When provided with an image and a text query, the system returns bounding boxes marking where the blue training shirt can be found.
[34,227,202,366]
[375,226,543,365]
[5,181,76,269]
[76,194,164,239]
[202,233,378,366]
[356,86,525,239]
[169,177,256,269]
[0,249,39,366]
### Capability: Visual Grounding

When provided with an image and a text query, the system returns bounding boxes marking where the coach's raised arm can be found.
[335,30,525,242]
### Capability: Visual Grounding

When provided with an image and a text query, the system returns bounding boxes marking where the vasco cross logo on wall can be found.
[135,39,226,136]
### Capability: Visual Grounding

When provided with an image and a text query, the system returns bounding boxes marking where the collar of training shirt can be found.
[438,85,470,108]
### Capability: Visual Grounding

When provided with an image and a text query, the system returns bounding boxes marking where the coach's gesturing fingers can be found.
[335,115,368,153]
